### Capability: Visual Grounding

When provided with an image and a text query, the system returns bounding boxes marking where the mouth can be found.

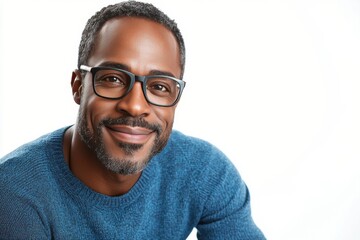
[105,124,155,145]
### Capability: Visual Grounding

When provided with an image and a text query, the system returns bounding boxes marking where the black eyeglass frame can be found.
[80,65,186,107]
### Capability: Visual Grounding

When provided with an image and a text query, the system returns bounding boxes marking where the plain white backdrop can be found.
[1,0,360,239]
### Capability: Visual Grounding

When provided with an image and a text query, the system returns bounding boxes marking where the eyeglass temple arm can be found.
[80,65,92,72]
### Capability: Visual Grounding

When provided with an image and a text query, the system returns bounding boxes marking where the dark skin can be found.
[63,17,181,196]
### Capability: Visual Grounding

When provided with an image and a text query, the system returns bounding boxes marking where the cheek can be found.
[79,84,114,127]
[154,107,176,130]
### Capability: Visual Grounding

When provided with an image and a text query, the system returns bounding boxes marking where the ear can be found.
[71,69,83,105]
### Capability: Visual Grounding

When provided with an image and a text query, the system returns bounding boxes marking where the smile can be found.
[105,125,155,145]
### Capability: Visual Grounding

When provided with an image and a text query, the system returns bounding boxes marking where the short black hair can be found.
[78,0,186,78]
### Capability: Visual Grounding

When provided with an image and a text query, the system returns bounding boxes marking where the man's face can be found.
[76,17,181,175]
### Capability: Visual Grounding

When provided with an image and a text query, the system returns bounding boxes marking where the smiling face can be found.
[74,17,181,175]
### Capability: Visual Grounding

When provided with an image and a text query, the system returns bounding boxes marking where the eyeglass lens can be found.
[93,69,181,106]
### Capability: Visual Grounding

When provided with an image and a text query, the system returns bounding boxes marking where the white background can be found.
[1,0,359,239]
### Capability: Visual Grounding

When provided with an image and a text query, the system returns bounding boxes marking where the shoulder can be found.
[0,127,67,191]
[166,133,265,238]
[166,130,237,173]
[167,130,228,162]
[163,130,242,194]
[1,127,67,164]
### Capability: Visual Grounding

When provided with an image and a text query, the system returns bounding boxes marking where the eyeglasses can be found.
[80,65,186,107]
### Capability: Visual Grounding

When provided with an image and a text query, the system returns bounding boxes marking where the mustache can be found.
[100,117,162,134]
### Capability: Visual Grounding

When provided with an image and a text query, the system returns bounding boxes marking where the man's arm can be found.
[0,184,49,239]
[196,161,265,240]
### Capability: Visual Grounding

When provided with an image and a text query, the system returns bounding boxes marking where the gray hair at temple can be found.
[77,0,186,79]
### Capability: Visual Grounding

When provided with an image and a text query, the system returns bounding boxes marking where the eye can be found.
[99,75,124,84]
[149,83,169,92]
[94,71,130,88]
[147,77,177,96]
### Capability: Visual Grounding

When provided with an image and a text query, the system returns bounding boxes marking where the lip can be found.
[105,125,155,144]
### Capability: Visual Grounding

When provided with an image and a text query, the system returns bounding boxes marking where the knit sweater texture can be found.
[0,127,265,239]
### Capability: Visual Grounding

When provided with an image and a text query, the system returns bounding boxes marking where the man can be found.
[0,1,265,239]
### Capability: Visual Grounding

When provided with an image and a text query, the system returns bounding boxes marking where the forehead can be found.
[89,17,181,77]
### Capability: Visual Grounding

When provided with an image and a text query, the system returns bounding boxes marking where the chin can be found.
[96,141,155,175]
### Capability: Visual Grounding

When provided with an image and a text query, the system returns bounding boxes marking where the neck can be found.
[63,126,141,196]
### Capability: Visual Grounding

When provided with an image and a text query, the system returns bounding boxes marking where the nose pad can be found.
[116,82,150,117]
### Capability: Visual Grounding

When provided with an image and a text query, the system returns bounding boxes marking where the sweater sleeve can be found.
[0,183,49,239]
[0,150,50,240]
[195,152,266,240]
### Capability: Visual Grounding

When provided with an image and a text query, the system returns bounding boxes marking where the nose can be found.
[115,82,151,117]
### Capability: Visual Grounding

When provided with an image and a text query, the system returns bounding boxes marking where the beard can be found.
[76,108,171,175]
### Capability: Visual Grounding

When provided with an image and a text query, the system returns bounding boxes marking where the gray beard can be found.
[77,112,170,175]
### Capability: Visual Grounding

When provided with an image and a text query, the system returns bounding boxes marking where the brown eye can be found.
[146,77,177,96]
[94,70,130,88]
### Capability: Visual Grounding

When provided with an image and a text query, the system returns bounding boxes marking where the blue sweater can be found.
[0,127,265,239]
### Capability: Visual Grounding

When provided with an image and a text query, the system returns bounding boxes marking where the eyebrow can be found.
[98,61,177,78]
[98,62,130,71]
